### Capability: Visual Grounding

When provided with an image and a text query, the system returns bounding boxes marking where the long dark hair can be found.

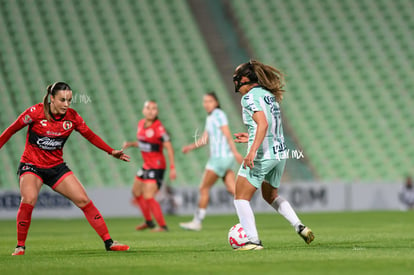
[43,82,71,121]
[234,60,285,102]
[205,91,221,109]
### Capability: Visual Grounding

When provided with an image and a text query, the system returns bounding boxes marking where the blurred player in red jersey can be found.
[123,100,176,232]
[0,82,131,255]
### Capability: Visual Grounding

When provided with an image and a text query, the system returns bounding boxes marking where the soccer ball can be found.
[228,223,248,249]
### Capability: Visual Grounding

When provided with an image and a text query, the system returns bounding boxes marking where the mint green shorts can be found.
[237,159,286,188]
[205,156,236,178]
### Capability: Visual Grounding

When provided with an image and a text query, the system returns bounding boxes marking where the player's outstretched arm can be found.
[122,141,138,150]
[0,113,29,149]
[79,127,130,162]
[111,149,130,162]
[182,130,208,153]
[234,132,249,143]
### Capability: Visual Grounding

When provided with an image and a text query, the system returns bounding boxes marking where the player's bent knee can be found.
[73,197,91,208]
[132,189,141,197]
[20,196,37,206]
[262,192,276,204]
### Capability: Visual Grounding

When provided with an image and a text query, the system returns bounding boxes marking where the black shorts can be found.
[17,162,73,189]
[136,168,165,189]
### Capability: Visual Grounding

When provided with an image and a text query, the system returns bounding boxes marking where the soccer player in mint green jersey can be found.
[232,60,315,250]
[180,92,243,231]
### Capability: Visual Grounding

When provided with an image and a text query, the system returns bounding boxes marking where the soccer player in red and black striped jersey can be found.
[123,100,176,232]
[0,82,131,255]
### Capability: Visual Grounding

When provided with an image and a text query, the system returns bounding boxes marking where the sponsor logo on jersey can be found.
[29,130,67,150]
[138,140,160,152]
[245,103,256,111]
[63,121,73,130]
[36,137,65,150]
[30,106,36,112]
[145,128,154,138]
[23,115,32,124]
[138,141,152,152]
[40,120,47,127]
[264,95,276,105]
[21,165,35,172]
[46,131,62,136]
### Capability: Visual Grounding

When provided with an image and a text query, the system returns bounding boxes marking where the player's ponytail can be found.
[43,83,53,121]
[43,82,71,121]
[251,60,285,102]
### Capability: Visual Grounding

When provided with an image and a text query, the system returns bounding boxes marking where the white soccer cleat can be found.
[297,224,315,244]
[179,221,202,231]
[235,241,264,251]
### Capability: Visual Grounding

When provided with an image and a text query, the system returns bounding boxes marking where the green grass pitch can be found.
[1,211,413,274]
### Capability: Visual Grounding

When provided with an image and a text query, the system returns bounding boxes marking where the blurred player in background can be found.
[179,92,243,231]
[123,100,176,232]
[232,60,314,250]
[0,82,130,255]
[399,176,414,210]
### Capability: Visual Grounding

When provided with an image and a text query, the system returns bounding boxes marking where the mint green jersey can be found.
[205,108,233,158]
[241,86,286,160]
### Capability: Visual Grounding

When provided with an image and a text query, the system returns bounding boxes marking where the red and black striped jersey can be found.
[136,119,170,170]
